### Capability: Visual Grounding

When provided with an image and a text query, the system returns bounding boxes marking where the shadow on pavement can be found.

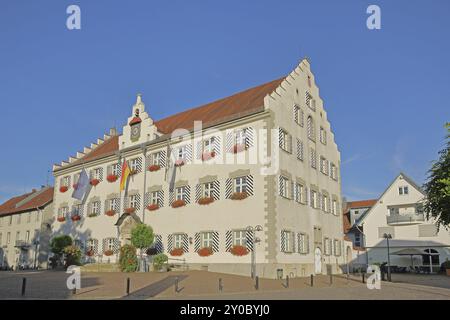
[118,275,189,300]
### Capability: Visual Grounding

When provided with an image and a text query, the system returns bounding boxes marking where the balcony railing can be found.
[15,240,31,248]
[387,213,424,225]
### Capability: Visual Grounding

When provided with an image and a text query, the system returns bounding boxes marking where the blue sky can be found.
[0,0,449,203]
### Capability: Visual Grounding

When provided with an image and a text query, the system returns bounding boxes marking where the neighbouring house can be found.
[51,58,345,278]
[0,187,53,269]
[344,172,450,273]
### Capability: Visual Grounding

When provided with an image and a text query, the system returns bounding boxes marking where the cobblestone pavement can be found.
[0,270,449,300]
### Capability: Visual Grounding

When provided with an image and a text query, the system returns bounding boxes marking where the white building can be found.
[51,59,345,278]
[0,187,53,269]
[346,173,450,272]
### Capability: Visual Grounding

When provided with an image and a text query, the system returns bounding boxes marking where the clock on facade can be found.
[129,108,142,141]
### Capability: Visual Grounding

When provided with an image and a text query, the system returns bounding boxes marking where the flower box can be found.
[59,186,68,193]
[90,179,100,186]
[202,151,216,161]
[86,250,94,257]
[230,192,248,200]
[174,159,185,167]
[170,248,184,256]
[57,216,66,223]
[73,183,79,190]
[87,212,98,218]
[104,250,114,256]
[232,144,246,154]
[230,245,249,256]
[105,210,116,217]
[147,203,159,211]
[198,197,214,205]
[148,164,161,172]
[171,199,186,208]
[197,247,213,257]
[71,215,81,222]
[124,207,136,214]
[107,174,118,183]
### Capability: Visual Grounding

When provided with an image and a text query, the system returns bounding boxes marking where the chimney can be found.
[109,127,118,136]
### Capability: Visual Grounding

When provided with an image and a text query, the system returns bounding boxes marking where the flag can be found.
[72,168,91,201]
[120,159,131,191]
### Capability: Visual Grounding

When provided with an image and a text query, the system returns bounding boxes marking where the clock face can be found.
[131,124,140,140]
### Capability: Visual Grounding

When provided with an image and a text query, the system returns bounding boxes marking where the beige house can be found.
[52,59,345,278]
[0,187,53,269]
[346,173,450,272]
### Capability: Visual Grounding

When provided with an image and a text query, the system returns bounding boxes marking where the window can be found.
[307,116,315,140]
[9,216,12,225]
[320,157,328,175]
[293,105,304,126]
[305,92,315,111]
[27,212,31,223]
[177,146,186,160]
[330,163,337,180]
[72,204,82,216]
[92,168,102,180]
[203,137,215,153]
[16,214,21,225]
[310,190,318,209]
[16,231,20,242]
[130,195,139,208]
[279,176,290,198]
[298,233,309,254]
[106,238,115,251]
[355,234,361,247]
[129,158,140,172]
[91,202,100,215]
[151,152,161,166]
[87,239,96,252]
[73,173,80,185]
[62,176,70,187]
[322,194,329,212]
[319,127,327,145]
[36,211,40,222]
[201,232,213,248]
[398,186,409,195]
[59,207,69,219]
[324,238,331,255]
[25,230,30,243]
[296,139,304,161]
[7,232,11,244]
[234,129,246,146]
[232,230,246,246]
[173,234,183,249]
[334,239,341,256]
[282,231,294,253]
[108,199,118,211]
[332,200,338,215]
[150,191,159,205]
[203,182,214,198]
[279,128,291,152]
[175,187,186,201]
[234,176,247,193]
[310,148,317,169]
[111,163,120,176]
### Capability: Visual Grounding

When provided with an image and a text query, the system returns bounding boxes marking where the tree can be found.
[131,224,154,272]
[153,253,168,271]
[63,245,81,268]
[50,235,73,257]
[119,244,138,272]
[424,123,450,229]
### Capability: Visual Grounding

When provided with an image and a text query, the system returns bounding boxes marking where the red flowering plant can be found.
[86,249,95,257]
[148,164,161,172]
[230,192,248,200]
[232,144,246,154]
[124,207,136,214]
[201,151,216,161]
[107,174,118,183]
[57,216,66,223]
[174,159,185,167]
[90,178,100,186]
[104,250,114,256]
[197,247,213,257]
[59,186,68,193]
[171,199,186,208]
[230,245,249,256]
[146,203,159,211]
[198,197,214,205]
[105,210,116,217]
[71,214,81,222]
[170,248,184,256]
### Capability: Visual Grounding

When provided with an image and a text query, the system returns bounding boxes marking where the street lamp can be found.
[383,233,392,282]
[246,225,263,279]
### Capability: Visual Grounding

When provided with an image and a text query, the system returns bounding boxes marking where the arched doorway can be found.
[315,247,322,274]
[422,248,439,273]
[118,215,139,245]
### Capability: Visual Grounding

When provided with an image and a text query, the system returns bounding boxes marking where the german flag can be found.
[120,160,131,191]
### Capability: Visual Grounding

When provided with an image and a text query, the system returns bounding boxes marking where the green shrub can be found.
[63,245,81,267]
[119,244,138,272]
[442,260,450,269]
[50,235,73,256]
[131,224,154,250]
[153,253,168,271]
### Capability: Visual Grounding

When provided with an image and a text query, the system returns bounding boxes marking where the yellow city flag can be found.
[120,160,131,191]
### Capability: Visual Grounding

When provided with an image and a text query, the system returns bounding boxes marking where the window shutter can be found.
[213,135,221,156]
[184,186,191,204]
[245,229,254,252]
[167,234,173,252]
[225,230,232,251]
[182,234,189,253]
[194,233,200,252]
[280,231,286,252]
[278,127,283,149]
[195,184,202,203]
[185,144,193,163]
[225,132,234,153]
[225,178,233,199]
[212,180,220,201]
[169,190,175,206]
[196,141,203,159]
[154,235,163,254]
[279,176,284,197]
[159,150,166,167]
[212,231,219,252]
[245,127,254,149]
[158,190,164,207]
[246,175,254,196]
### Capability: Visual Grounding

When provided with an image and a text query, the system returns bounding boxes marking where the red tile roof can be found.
[344,199,377,212]
[57,77,284,170]
[0,187,53,216]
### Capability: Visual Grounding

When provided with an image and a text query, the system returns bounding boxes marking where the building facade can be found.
[346,173,450,272]
[52,59,345,278]
[0,187,53,269]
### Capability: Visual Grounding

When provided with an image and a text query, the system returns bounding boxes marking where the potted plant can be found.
[71,215,81,222]
[232,144,246,154]
[107,174,118,183]
[153,253,168,272]
[230,245,249,256]
[442,260,450,276]
[148,164,161,172]
[202,151,216,161]
[198,197,214,205]
[230,192,248,200]
[90,178,100,186]
[59,186,68,193]
[171,199,186,208]
[87,212,98,218]
[146,203,159,211]
[197,247,213,257]
[86,249,95,257]
[105,210,116,217]
[104,250,114,256]
[124,207,136,214]
[57,216,66,223]
[174,159,185,167]
[170,248,184,256]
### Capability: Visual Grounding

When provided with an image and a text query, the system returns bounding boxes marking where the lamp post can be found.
[246,225,263,279]
[383,233,392,282]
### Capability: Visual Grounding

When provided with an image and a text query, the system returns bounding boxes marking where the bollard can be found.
[72,287,76,295]
[21,278,26,296]
[218,278,223,292]
[362,273,365,283]
[329,273,333,285]
[310,274,314,287]
[126,277,130,296]
[285,275,289,288]
[175,276,179,293]
[347,272,349,283]
[255,276,259,290]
